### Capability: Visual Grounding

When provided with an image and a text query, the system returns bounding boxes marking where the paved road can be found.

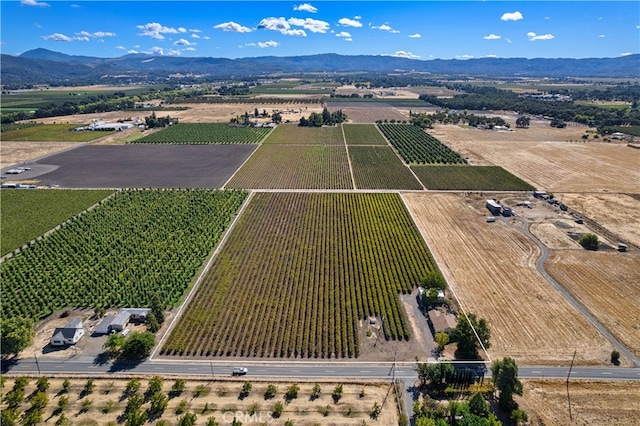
[504,216,640,367]
[3,358,639,382]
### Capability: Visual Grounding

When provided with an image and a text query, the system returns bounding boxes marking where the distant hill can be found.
[2,48,638,85]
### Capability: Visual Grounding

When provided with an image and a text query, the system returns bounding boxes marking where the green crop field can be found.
[343,124,388,145]
[1,189,114,256]
[262,123,344,145]
[225,145,352,189]
[133,123,272,144]
[411,165,535,191]
[1,189,247,322]
[1,124,112,142]
[349,146,423,190]
[378,124,467,164]
[0,87,153,109]
[161,192,436,358]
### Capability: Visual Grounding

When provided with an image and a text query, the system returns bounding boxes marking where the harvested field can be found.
[521,379,640,426]
[545,250,640,357]
[162,192,436,359]
[349,146,423,190]
[401,192,616,365]
[34,145,257,188]
[430,123,640,192]
[263,123,344,145]
[343,124,388,145]
[2,124,111,142]
[559,193,640,248]
[225,145,352,189]
[1,141,84,169]
[339,106,406,123]
[0,377,399,426]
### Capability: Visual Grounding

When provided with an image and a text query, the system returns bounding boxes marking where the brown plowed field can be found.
[521,379,640,426]
[340,106,407,123]
[401,192,615,365]
[1,141,83,169]
[545,250,640,357]
[430,123,640,192]
[559,193,640,248]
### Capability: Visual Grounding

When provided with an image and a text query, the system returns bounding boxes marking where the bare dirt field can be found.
[545,250,640,357]
[520,379,640,426]
[558,193,640,248]
[340,106,407,123]
[0,377,399,426]
[1,142,83,169]
[401,192,617,366]
[430,122,640,192]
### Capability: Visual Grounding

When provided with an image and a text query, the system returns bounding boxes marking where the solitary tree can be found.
[121,332,155,360]
[1,317,35,356]
[421,271,447,290]
[468,391,489,417]
[491,357,523,412]
[579,233,599,250]
[515,116,530,128]
[450,313,491,359]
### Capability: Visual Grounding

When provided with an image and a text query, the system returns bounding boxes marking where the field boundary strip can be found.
[343,124,358,189]
[149,190,256,359]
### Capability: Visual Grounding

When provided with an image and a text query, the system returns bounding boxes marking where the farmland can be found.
[378,124,467,164]
[225,145,352,189]
[545,250,640,357]
[0,377,399,426]
[1,189,114,256]
[1,123,110,142]
[411,165,535,191]
[133,123,271,144]
[521,379,640,426]
[1,189,247,322]
[343,124,388,145]
[349,146,423,190]
[161,192,436,358]
[402,192,616,365]
[262,123,344,145]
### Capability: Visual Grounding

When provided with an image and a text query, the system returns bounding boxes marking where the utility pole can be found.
[566,350,577,421]
[34,354,41,376]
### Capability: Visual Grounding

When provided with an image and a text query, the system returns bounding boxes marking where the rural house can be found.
[427,309,458,335]
[50,318,85,346]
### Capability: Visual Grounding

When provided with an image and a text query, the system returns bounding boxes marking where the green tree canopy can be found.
[122,331,155,360]
[450,313,491,360]
[421,271,447,290]
[579,233,599,250]
[491,357,523,412]
[1,317,35,356]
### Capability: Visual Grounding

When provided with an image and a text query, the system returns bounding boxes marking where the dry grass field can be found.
[430,122,640,193]
[1,141,83,169]
[558,193,640,248]
[545,250,640,357]
[520,379,640,426]
[401,192,616,366]
[340,106,407,123]
[0,377,399,426]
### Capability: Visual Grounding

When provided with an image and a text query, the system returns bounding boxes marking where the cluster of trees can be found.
[450,313,491,360]
[419,84,640,128]
[420,271,447,308]
[0,317,35,357]
[299,107,346,127]
[409,110,509,130]
[145,112,177,128]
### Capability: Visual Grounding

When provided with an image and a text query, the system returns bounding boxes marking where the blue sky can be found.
[1,1,638,60]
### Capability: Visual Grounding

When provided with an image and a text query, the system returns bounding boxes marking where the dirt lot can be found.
[545,250,640,357]
[430,121,640,193]
[558,193,640,248]
[0,377,399,426]
[1,142,85,170]
[401,192,618,366]
[340,106,407,123]
[520,379,640,425]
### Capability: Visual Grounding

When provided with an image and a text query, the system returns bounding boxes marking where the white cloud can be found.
[184,47,196,51]
[373,23,399,33]
[202,36,210,40]
[116,45,126,50]
[393,51,420,59]
[127,50,138,54]
[136,22,186,40]
[598,34,606,38]
[192,34,200,39]
[485,54,498,58]
[505,37,512,43]
[408,33,421,38]
[76,31,116,39]
[258,40,279,48]
[335,31,352,40]
[293,3,317,13]
[257,17,307,36]
[174,38,196,46]
[455,55,474,59]
[147,47,182,56]
[527,32,555,41]
[21,0,50,7]
[288,17,330,33]
[189,29,201,33]
[338,17,362,28]
[213,21,252,33]
[501,11,523,21]
[621,52,633,56]
[483,34,501,40]
[42,33,73,42]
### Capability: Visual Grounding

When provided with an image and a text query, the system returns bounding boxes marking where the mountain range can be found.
[2,48,639,86]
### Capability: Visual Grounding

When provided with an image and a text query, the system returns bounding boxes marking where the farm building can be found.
[122,308,151,321]
[486,200,502,215]
[92,308,150,335]
[93,314,116,335]
[427,309,458,335]
[50,318,85,346]
[502,207,513,217]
